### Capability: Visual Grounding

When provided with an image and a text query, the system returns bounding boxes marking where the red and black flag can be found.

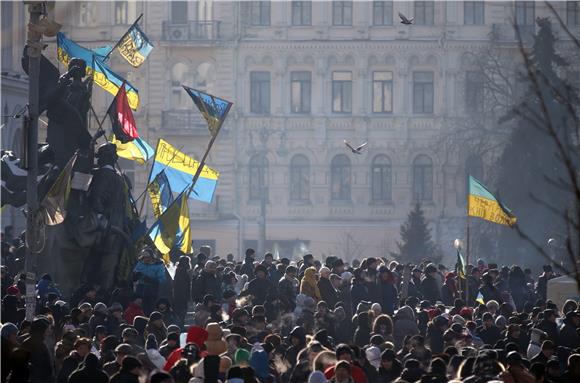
[107,83,138,143]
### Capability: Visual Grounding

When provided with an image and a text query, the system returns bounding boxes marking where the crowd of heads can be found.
[1,240,580,382]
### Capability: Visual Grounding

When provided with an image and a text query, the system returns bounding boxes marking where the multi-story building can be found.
[7,1,580,263]
[1,1,29,232]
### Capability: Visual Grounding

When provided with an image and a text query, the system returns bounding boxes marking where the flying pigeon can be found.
[344,140,368,155]
[399,12,414,25]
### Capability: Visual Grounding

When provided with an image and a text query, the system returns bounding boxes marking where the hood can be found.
[289,326,307,345]
[303,267,317,283]
[250,350,269,379]
[396,306,415,321]
[82,353,100,370]
[187,326,209,348]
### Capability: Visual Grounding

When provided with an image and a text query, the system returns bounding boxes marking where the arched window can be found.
[413,155,433,202]
[465,155,484,197]
[289,155,310,202]
[171,63,189,109]
[331,155,351,201]
[249,154,268,201]
[194,62,215,92]
[372,155,392,202]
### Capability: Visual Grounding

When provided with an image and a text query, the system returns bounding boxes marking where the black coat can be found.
[476,325,502,347]
[172,267,191,315]
[110,370,140,383]
[278,277,297,312]
[426,324,445,354]
[318,277,338,308]
[247,277,274,305]
[67,356,108,383]
[420,276,441,304]
[88,166,126,227]
[192,271,222,303]
[559,320,580,349]
[378,359,403,383]
[21,334,54,383]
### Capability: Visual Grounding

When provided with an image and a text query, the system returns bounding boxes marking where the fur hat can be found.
[204,322,227,355]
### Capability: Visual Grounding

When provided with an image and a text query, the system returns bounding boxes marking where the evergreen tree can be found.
[496,18,577,262]
[392,203,441,265]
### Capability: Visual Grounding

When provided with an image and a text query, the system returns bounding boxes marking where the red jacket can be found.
[163,326,208,371]
[325,364,367,383]
[123,302,144,325]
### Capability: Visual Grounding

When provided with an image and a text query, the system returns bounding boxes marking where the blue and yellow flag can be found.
[468,176,517,227]
[110,135,154,165]
[117,23,153,68]
[476,291,485,305]
[455,249,466,279]
[148,170,174,219]
[57,32,140,110]
[148,190,191,257]
[183,86,233,137]
[149,139,219,204]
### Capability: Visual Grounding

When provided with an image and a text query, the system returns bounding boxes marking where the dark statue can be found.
[3,48,135,297]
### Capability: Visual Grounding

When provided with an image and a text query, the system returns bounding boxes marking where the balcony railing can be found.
[162,20,221,42]
[162,109,207,132]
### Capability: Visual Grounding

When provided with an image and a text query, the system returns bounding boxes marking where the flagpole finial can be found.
[454,238,464,250]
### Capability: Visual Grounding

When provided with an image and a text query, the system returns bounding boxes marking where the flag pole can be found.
[465,176,471,306]
[103,13,144,63]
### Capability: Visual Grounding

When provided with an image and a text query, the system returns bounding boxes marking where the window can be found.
[1,2,12,71]
[114,1,128,24]
[171,1,188,24]
[414,1,434,25]
[78,2,96,26]
[464,1,484,25]
[567,1,580,26]
[171,63,190,108]
[413,71,434,114]
[290,155,310,202]
[515,1,535,26]
[372,71,393,113]
[465,71,484,113]
[250,1,271,26]
[291,71,311,114]
[333,1,353,26]
[332,71,353,113]
[249,154,268,201]
[250,71,271,114]
[413,155,433,202]
[372,155,392,202]
[331,155,351,201]
[292,1,311,26]
[373,1,393,25]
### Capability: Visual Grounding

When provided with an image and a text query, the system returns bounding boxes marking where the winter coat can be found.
[133,260,166,288]
[378,359,403,383]
[123,302,144,325]
[300,267,321,301]
[476,325,501,347]
[173,266,191,316]
[317,277,338,308]
[353,325,371,348]
[247,277,275,305]
[426,323,445,354]
[192,271,222,303]
[278,276,298,312]
[393,306,419,349]
[420,275,441,304]
[350,279,368,314]
[145,323,167,345]
[146,349,167,370]
[67,354,108,383]
[559,318,579,349]
[536,319,560,346]
[379,281,398,316]
[110,370,140,383]
[240,259,255,280]
[21,334,54,383]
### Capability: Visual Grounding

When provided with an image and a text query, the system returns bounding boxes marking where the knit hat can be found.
[78,302,92,311]
[371,303,382,313]
[149,311,163,323]
[109,302,123,312]
[319,267,331,277]
[452,314,466,325]
[234,348,250,364]
[366,346,381,369]
[6,286,19,295]
[340,271,352,281]
[115,343,133,355]
[495,315,507,328]
[250,349,270,379]
[146,334,158,350]
[1,323,18,339]
[93,302,108,315]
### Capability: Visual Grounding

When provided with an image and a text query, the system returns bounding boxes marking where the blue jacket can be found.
[133,260,166,285]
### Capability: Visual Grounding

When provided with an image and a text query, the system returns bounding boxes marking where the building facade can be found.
[11,1,580,263]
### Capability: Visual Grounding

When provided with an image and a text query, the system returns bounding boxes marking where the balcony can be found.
[162,21,221,42]
[161,110,208,135]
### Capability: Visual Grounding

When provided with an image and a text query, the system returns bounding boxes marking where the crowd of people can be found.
[1,240,580,383]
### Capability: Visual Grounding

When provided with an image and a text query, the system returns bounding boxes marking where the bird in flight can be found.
[399,12,414,25]
[344,140,368,155]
